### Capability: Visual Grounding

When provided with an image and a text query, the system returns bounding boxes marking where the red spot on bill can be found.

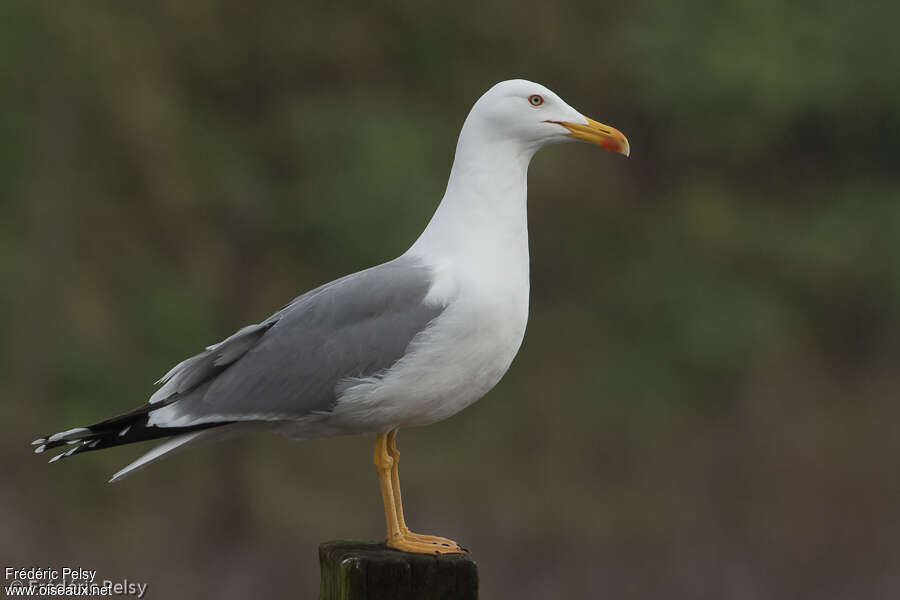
[601,137,624,153]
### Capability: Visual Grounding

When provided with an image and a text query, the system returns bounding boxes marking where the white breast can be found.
[327,250,529,433]
[323,112,535,435]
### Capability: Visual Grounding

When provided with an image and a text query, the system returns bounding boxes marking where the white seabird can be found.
[33,79,629,554]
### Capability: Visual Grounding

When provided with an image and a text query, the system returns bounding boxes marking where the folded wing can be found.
[35,255,445,466]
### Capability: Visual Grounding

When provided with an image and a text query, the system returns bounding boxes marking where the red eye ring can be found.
[528,94,544,107]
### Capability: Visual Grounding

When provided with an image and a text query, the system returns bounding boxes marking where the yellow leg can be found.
[387,430,463,551]
[374,432,465,555]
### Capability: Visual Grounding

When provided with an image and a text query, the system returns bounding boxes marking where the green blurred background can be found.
[2,1,899,598]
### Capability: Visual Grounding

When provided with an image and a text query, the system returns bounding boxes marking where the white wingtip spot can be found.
[118,425,131,437]
[34,445,46,454]
[47,427,90,443]
[32,438,46,445]
[48,453,64,463]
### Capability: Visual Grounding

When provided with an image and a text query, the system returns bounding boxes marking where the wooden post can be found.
[319,541,478,600]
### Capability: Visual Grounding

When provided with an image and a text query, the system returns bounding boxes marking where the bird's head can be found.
[464,79,630,157]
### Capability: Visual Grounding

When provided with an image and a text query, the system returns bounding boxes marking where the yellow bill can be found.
[552,117,630,157]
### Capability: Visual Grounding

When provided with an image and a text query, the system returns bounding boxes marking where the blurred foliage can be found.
[2,1,899,599]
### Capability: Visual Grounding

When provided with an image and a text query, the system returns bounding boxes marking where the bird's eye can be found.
[528,94,544,107]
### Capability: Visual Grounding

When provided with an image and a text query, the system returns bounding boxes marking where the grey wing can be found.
[146,255,444,428]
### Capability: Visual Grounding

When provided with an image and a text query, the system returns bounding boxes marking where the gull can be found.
[33,79,629,554]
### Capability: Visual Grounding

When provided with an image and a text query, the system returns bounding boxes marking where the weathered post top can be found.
[319,541,478,600]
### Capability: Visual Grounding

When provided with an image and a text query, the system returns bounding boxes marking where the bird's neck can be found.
[408,133,535,266]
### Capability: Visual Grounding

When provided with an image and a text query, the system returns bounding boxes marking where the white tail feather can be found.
[108,431,208,483]
[107,422,260,483]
